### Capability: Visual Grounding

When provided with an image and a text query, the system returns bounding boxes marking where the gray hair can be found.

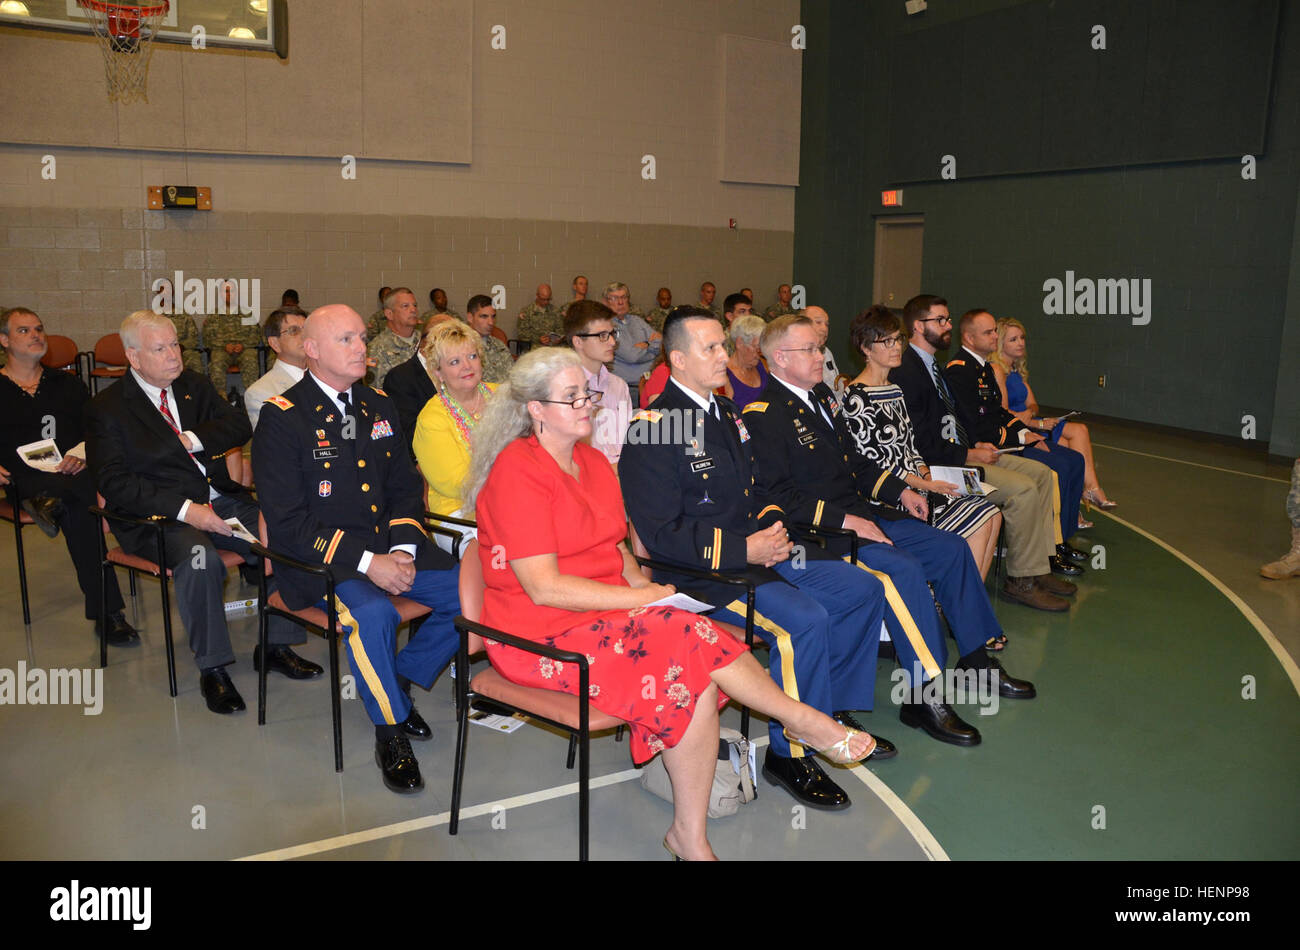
[463,347,583,511]
[120,309,175,350]
[602,281,629,299]
[729,314,766,347]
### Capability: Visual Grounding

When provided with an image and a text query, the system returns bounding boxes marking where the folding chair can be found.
[0,483,36,625]
[88,333,127,394]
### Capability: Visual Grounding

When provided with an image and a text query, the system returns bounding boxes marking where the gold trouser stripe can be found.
[1050,471,1063,546]
[711,527,722,570]
[323,529,344,564]
[390,517,424,532]
[335,595,398,725]
[725,599,805,758]
[871,471,889,499]
[845,558,942,681]
[813,499,825,526]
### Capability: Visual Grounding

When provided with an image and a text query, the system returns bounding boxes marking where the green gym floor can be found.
[1,417,1296,861]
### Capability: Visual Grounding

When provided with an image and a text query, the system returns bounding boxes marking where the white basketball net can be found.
[77,0,170,103]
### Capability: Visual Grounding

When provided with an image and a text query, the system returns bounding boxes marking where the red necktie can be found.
[158,388,180,433]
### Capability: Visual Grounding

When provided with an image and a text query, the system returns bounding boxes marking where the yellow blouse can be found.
[412,382,497,517]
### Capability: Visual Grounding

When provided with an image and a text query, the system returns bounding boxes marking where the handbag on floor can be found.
[638,727,757,817]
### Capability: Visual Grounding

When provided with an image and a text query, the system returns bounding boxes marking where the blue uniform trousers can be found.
[325,565,461,727]
[709,558,883,758]
[845,542,950,690]
[877,516,1004,658]
[1023,444,1084,541]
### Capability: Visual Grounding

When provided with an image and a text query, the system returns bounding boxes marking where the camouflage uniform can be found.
[202,311,263,393]
[697,302,722,319]
[1260,459,1300,579]
[644,307,672,333]
[167,312,204,375]
[764,303,799,323]
[367,327,420,390]
[365,308,388,343]
[517,302,564,347]
[479,334,514,384]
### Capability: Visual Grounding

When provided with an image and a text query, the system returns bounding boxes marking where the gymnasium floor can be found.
[1,417,1296,861]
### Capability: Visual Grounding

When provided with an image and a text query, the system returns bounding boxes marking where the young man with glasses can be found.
[605,281,661,387]
[565,300,626,467]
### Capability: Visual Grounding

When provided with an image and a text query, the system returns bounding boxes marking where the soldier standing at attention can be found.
[367,287,422,390]
[420,287,460,327]
[697,281,720,318]
[765,284,799,322]
[516,283,564,348]
[466,294,514,384]
[565,274,589,310]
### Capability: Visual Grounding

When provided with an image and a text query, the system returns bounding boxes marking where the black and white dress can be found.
[841,381,999,539]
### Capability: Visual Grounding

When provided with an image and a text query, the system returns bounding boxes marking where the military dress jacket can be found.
[942,346,1028,450]
[252,374,454,610]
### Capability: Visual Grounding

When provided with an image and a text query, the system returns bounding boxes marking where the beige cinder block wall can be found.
[0,0,802,344]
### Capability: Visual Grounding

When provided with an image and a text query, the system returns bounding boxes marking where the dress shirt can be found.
[129,369,214,520]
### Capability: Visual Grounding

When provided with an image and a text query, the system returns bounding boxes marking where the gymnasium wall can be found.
[0,0,802,342]
[796,0,1300,458]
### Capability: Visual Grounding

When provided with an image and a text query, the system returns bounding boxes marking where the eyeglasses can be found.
[778,344,825,356]
[537,390,604,410]
[575,329,619,342]
[916,315,952,326]
[869,335,902,349]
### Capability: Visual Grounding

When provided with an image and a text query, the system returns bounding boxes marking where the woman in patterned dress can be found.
[841,306,1003,581]
[466,347,873,861]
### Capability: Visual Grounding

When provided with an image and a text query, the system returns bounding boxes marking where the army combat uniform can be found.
[367,327,421,390]
[202,311,263,394]
[516,302,563,348]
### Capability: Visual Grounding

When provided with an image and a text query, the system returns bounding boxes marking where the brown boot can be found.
[1036,573,1078,597]
[999,575,1069,612]
[1260,526,1300,580]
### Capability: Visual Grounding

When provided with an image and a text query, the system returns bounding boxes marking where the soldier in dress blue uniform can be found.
[621,308,887,812]
[744,316,1038,750]
[252,305,461,795]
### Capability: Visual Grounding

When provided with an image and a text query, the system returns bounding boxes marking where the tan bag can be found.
[638,727,757,817]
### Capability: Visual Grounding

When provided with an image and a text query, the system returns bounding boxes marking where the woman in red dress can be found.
[466,348,872,861]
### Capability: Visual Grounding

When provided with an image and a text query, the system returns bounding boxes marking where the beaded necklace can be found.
[440,382,491,446]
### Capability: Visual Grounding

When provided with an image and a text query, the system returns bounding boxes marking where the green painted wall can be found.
[796,0,1300,457]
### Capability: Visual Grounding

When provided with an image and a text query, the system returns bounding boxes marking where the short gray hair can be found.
[729,314,766,347]
[120,310,175,350]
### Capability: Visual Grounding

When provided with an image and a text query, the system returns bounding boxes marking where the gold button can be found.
[324,462,331,469]
[361,483,370,492]
[358,460,366,468]
[743,489,749,496]
[371,505,378,513]
[843,455,849,461]
[702,474,709,480]
[386,451,391,458]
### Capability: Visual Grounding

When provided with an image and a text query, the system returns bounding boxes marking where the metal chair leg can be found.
[565,733,578,770]
[12,506,30,625]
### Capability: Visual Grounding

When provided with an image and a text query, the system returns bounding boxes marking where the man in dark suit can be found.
[252,305,461,794]
[622,308,887,811]
[743,315,1035,749]
[890,295,1076,611]
[381,328,437,458]
[84,311,321,714]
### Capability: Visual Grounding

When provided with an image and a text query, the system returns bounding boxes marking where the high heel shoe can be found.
[783,727,876,764]
[1077,514,1094,530]
[663,837,683,861]
[1083,489,1117,511]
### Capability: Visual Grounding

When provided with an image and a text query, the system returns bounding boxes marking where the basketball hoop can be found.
[77,0,170,102]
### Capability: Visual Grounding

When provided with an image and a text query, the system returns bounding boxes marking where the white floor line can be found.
[236,735,947,862]
[1095,509,1300,699]
[1093,443,1290,483]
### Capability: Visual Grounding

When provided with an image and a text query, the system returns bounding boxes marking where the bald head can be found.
[804,305,829,346]
[535,284,553,307]
[304,305,368,391]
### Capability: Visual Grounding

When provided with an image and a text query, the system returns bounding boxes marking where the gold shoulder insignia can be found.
[632,410,662,423]
[743,402,768,413]
[372,388,387,397]
[946,359,966,368]
[266,395,293,410]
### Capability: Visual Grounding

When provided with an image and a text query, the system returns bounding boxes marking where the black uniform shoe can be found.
[833,711,897,761]
[1049,554,1083,576]
[95,611,139,646]
[1057,543,1089,564]
[20,496,64,539]
[761,748,851,810]
[200,667,247,714]
[955,657,1037,700]
[402,705,432,740]
[253,644,323,680]
[375,736,424,793]
[899,695,981,746]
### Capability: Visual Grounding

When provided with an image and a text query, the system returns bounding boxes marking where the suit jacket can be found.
[382,352,437,456]
[942,346,1028,450]
[85,369,252,552]
[889,345,970,467]
[742,378,910,556]
[618,378,831,605]
[251,374,454,610]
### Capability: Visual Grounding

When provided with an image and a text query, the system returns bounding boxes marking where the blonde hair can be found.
[993,317,1028,378]
[120,309,176,350]
[463,347,583,510]
[421,319,484,373]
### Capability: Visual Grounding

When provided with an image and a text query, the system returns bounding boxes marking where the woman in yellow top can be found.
[412,320,498,554]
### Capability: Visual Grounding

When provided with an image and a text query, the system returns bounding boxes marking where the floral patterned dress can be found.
[476,436,746,763]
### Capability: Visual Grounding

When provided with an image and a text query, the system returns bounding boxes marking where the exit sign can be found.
[881,190,904,207]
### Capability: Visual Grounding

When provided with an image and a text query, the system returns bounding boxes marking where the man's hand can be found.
[178,432,194,452]
[898,488,928,520]
[0,463,9,487]
[648,331,662,342]
[967,442,999,466]
[184,503,233,536]
[843,513,894,545]
[367,552,416,595]
[54,454,85,475]
[746,522,793,567]
[634,341,649,349]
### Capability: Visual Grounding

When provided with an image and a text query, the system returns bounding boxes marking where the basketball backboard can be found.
[0,0,287,58]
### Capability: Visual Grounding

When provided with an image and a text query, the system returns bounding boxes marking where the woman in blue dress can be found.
[992,318,1116,523]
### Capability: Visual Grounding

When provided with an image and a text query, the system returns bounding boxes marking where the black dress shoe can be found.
[899,695,981,746]
[761,748,850,810]
[253,644,324,680]
[1049,554,1083,576]
[375,735,424,793]
[95,611,139,646]
[402,704,432,740]
[200,667,247,714]
[20,495,64,539]
[1058,543,1089,564]
[833,711,897,761]
[956,658,1037,700]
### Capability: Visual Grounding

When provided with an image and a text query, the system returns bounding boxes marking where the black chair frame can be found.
[3,483,33,625]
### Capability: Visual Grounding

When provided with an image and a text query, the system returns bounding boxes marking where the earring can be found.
[538,420,545,434]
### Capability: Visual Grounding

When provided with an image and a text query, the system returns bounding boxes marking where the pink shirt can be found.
[582,362,631,467]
